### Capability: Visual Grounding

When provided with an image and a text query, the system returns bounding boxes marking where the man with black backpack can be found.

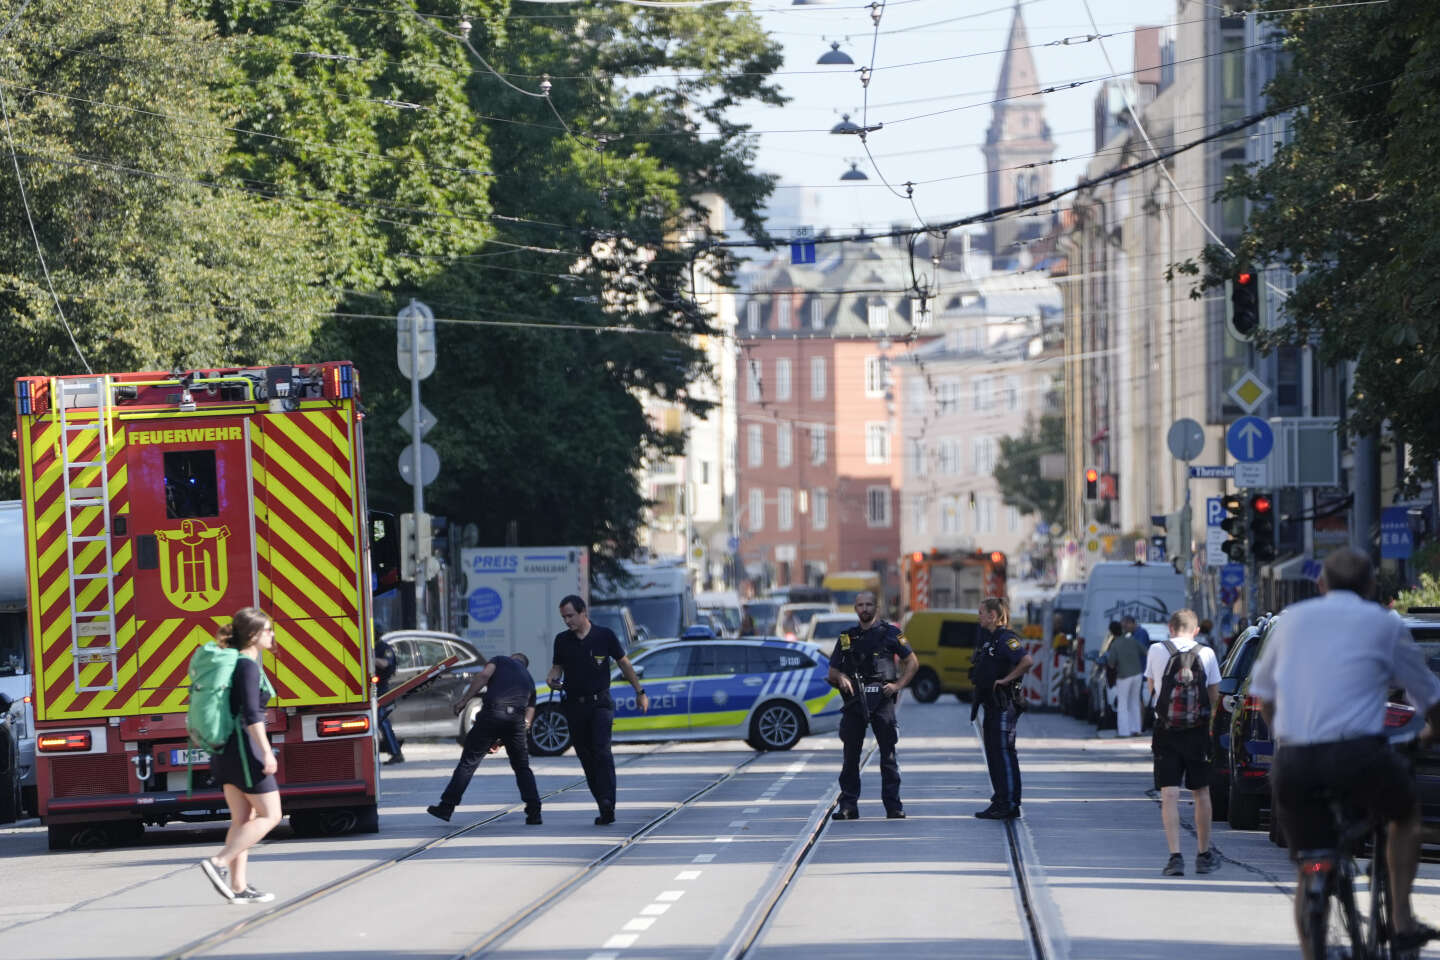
[1144,608,1221,877]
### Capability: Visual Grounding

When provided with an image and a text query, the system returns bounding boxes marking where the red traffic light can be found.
[1085,468,1098,483]
[989,551,1005,565]
[1252,495,1273,514]
[1236,272,1253,286]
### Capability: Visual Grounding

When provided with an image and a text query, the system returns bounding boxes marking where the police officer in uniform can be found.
[547,594,648,825]
[428,652,543,824]
[971,597,1034,819]
[828,590,918,820]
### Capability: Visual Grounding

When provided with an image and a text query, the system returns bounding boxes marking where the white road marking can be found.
[641,903,671,916]
[729,820,749,828]
[623,917,656,931]
[656,890,686,902]
[743,807,760,813]
[713,835,734,843]
[602,934,638,949]
[675,870,702,880]
[586,953,619,960]
[692,853,716,863]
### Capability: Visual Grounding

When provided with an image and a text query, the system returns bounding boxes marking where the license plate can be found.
[171,748,210,766]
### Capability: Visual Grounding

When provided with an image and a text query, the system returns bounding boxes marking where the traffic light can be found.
[1250,493,1276,563]
[1228,270,1261,340]
[1084,467,1099,502]
[1220,494,1247,562]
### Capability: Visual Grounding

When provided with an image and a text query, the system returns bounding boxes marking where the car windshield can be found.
[829,590,863,607]
[744,601,780,633]
[808,619,849,641]
[0,612,25,677]
[788,607,829,627]
[624,596,684,640]
[589,606,628,639]
[700,606,741,633]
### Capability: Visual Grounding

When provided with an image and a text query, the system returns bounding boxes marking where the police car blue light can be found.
[528,637,842,755]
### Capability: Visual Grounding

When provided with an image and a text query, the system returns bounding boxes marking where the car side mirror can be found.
[635,627,650,644]
[1218,676,1239,695]
[632,664,646,678]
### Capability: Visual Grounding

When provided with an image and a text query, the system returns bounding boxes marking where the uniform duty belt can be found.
[862,683,885,694]
[569,692,609,703]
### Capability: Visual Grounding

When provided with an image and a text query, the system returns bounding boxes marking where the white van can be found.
[696,591,743,637]
[1074,562,1188,660]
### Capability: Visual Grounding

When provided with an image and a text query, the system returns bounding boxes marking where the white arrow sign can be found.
[1237,421,1264,459]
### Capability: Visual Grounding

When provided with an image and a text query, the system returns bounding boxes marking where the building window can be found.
[907,377,924,416]
[937,377,960,414]
[911,495,928,535]
[810,298,824,330]
[940,495,960,534]
[748,488,764,531]
[776,299,791,330]
[778,487,794,530]
[938,437,960,475]
[813,488,828,530]
[867,301,889,334]
[746,359,761,402]
[810,356,826,399]
[909,438,927,478]
[746,301,760,332]
[810,426,826,465]
[973,435,995,474]
[1003,376,1020,411]
[775,358,792,401]
[865,422,891,464]
[776,422,793,468]
[866,486,891,528]
[973,376,993,411]
[864,356,885,396]
[701,461,711,485]
[1007,505,1021,532]
[748,424,764,467]
[977,496,996,534]
[910,298,931,330]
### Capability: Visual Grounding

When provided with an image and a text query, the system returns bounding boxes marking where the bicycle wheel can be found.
[1334,859,1368,958]
[1301,862,1335,960]
[1366,835,1393,958]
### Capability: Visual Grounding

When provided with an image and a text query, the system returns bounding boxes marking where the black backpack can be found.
[1155,639,1209,730]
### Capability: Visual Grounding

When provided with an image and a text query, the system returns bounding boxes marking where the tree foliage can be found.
[993,412,1065,527]
[1187,0,1440,481]
[0,0,333,496]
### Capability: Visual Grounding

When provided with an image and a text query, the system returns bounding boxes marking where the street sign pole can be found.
[398,299,437,629]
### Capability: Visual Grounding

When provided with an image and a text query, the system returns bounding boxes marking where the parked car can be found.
[743,599,781,635]
[804,612,855,645]
[902,609,982,703]
[589,603,643,650]
[527,637,842,756]
[697,591,743,637]
[380,630,491,741]
[777,602,835,643]
[1208,619,1269,824]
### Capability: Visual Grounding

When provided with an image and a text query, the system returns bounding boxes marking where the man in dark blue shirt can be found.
[547,594,648,825]
[828,590,918,820]
[971,598,1034,819]
[428,652,542,824]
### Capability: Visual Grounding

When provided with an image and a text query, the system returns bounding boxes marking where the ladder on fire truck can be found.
[56,375,120,693]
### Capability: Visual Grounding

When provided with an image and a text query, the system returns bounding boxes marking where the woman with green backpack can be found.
[196,607,281,905]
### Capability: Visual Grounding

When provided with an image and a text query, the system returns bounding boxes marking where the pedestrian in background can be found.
[547,595,648,824]
[828,590,917,820]
[1145,608,1221,876]
[428,652,542,825]
[199,607,281,905]
[373,634,403,764]
[972,598,1033,819]
[1109,618,1146,737]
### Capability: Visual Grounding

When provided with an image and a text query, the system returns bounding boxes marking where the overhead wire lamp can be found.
[817,40,854,65]
[839,161,869,181]
[831,113,862,135]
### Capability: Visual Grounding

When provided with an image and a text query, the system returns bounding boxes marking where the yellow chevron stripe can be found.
[308,410,356,506]
[139,621,207,691]
[254,459,351,578]
[259,513,344,615]
[258,419,353,533]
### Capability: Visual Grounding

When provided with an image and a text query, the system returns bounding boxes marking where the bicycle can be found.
[1292,707,1425,960]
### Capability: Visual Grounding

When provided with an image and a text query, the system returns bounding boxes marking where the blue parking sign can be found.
[1220,563,1245,589]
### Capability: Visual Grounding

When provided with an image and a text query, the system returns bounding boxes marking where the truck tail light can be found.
[317,715,370,737]
[37,731,92,752]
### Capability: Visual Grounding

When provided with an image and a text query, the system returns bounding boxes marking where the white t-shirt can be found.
[1143,635,1221,706]
[1249,590,1440,745]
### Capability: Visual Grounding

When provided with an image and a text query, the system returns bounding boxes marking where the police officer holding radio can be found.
[828,590,918,820]
[972,597,1033,820]
[547,594,648,825]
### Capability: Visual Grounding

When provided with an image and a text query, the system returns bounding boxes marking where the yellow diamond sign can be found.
[1227,371,1272,414]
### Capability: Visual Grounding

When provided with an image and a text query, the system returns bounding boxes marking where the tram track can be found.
[158,744,675,960]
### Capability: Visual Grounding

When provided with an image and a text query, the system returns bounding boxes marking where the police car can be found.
[527,637,843,755]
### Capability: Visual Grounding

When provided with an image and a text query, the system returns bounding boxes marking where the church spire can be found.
[982,2,1056,267]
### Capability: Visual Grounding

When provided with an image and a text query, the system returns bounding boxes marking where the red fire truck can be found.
[899,548,1008,618]
[14,363,384,849]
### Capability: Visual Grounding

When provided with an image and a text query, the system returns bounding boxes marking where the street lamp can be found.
[840,161,868,181]
[817,41,854,65]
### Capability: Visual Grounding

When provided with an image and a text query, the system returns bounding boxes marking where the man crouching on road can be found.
[1145,608,1221,877]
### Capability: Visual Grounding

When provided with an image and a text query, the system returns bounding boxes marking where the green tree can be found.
[0,0,333,496]
[1179,0,1440,481]
[994,412,1065,526]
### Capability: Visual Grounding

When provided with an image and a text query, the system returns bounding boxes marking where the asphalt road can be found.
[3,697,1440,959]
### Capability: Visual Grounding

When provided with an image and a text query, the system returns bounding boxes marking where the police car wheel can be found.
[911,669,941,703]
[748,701,804,751]
[529,705,572,756]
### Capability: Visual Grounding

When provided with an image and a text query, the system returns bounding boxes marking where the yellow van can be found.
[823,570,882,608]
[901,609,981,703]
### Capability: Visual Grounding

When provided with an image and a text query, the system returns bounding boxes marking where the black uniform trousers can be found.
[440,708,540,811]
[981,694,1022,809]
[565,696,617,812]
[838,693,902,812]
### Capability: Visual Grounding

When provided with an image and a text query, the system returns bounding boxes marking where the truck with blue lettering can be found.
[458,547,588,667]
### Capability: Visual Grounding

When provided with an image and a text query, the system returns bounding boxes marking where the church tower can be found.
[983,3,1056,266]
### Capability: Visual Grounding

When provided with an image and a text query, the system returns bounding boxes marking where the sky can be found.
[722,0,1175,238]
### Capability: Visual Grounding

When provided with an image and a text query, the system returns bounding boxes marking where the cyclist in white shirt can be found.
[1250,548,1440,958]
